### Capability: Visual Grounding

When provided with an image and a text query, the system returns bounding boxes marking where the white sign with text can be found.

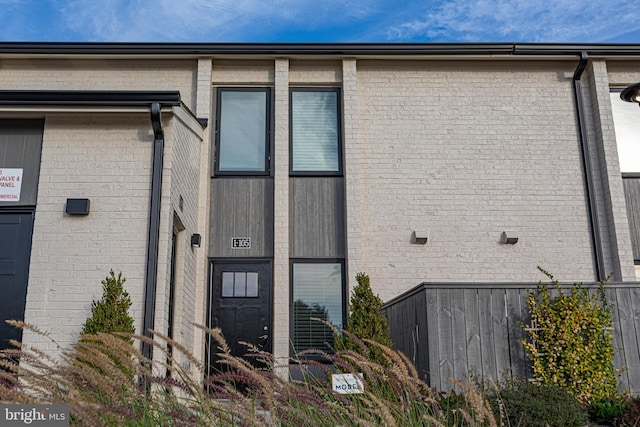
[0,168,23,202]
[331,373,364,394]
[232,237,251,249]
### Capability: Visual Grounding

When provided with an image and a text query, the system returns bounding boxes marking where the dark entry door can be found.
[0,211,34,351]
[208,261,272,369]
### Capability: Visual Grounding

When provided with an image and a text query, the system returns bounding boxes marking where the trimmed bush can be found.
[81,270,135,343]
[340,273,393,364]
[487,377,589,427]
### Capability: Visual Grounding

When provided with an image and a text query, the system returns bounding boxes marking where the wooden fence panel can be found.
[436,289,454,391]
[384,284,640,393]
[477,289,498,382]
[463,289,482,377]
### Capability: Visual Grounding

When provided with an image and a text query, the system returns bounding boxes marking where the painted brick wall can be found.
[212,60,274,84]
[0,59,197,111]
[154,112,203,358]
[23,114,153,351]
[272,58,290,364]
[290,60,342,84]
[583,60,636,281]
[351,60,596,301]
[192,58,213,364]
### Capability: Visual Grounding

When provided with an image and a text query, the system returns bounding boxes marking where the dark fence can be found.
[381,282,640,393]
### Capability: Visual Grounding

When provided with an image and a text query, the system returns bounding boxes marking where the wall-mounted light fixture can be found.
[501,230,518,245]
[191,233,202,248]
[621,82,640,106]
[66,198,90,216]
[412,230,428,245]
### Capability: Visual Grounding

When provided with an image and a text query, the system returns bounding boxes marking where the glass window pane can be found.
[218,90,267,173]
[221,272,234,297]
[291,91,339,172]
[292,262,343,354]
[246,272,259,297]
[234,272,246,297]
[611,92,640,172]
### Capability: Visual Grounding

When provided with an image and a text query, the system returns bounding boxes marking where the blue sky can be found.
[1,0,640,43]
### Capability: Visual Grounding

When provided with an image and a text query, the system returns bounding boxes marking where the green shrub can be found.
[588,396,627,426]
[487,377,588,427]
[619,396,640,427]
[339,273,393,364]
[522,268,618,404]
[81,270,135,343]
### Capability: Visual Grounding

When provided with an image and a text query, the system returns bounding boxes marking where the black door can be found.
[0,211,34,351]
[207,260,272,370]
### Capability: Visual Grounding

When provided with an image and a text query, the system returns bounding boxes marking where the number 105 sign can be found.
[232,237,251,249]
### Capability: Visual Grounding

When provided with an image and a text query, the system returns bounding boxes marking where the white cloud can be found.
[385,0,640,42]
[55,0,382,41]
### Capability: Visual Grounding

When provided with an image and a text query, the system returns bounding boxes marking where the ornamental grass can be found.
[0,321,496,426]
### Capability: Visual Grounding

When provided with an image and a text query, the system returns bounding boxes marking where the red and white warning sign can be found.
[0,168,23,202]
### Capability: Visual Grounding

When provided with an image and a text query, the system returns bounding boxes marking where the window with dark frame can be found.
[291,261,345,357]
[290,88,342,175]
[611,89,640,265]
[215,88,271,175]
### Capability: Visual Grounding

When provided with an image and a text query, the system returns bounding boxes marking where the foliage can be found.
[619,395,640,427]
[0,321,498,427]
[588,395,628,426]
[81,271,135,344]
[522,268,618,404]
[339,272,393,364]
[436,384,497,427]
[485,376,588,427]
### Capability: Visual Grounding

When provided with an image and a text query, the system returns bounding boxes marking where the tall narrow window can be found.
[291,261,344,357]
[611,90,640,279]
[215,88,270,175]
[290,88,341,174]
[611,91,640,173]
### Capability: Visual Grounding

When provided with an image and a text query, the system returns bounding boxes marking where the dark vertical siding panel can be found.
[290,177,345,258]
[437,289,454,390]
[506,289,527,379]
[451,288,467,383]
[464,289,482,375]
[209,178,273,257]
[608,288,629,391]
[616,288,640,390]
[0,120,44,207]
[492,290,510,379]
[630,288,640,394]
[417,291,430,380]
[425,288,440,388]
[478,289,497,382]
[405,296,417,365]
[623,178,640,260]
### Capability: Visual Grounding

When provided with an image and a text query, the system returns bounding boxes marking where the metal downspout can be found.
[573,51,605,281]
[142,102,164,361]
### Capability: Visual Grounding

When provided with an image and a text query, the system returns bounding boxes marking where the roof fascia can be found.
[0,90,181,107]
[1,42,640,59]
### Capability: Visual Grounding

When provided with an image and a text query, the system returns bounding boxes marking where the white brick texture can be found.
[351,60,597,301]
[23,114,154,351]
[0,59,197,111]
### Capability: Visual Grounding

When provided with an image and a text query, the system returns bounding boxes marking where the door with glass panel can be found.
[207,260,272,369]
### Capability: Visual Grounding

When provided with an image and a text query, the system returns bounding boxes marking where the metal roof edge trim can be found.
[1,42,640,57]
